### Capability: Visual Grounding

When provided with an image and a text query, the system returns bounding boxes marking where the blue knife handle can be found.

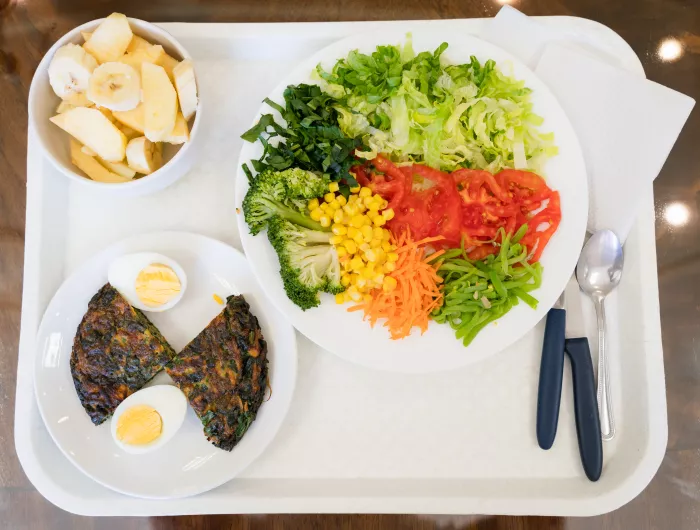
[537,308,566,450]
[565,337,603,482]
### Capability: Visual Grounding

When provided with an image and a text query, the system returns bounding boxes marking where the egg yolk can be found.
[135,263,181,307]
[116,404,163,446]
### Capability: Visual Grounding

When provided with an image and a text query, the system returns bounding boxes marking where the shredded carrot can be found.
[348,230,445,340]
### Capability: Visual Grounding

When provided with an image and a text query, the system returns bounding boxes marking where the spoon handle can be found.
[594,296,615,440]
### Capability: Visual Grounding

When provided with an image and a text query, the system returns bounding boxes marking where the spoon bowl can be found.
[576,230,624,299]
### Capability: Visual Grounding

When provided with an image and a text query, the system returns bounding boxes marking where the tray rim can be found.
[14,15,666,517]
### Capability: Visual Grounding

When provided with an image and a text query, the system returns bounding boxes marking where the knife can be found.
[537,278,603,481]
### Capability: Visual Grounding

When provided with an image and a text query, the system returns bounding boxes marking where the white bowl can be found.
[28,17,202,197]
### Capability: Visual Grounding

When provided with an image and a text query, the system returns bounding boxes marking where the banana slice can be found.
[83,13,133,63]
[70,139,130,183]
[50,107,127,162]
[87,62,141,111]
[142,63,178,142]
[126,136,163,174]
[81,145,97,156]
[48,44,98,101]
[119,45,165,74]
[165,112,189,144]
[81,31,93,42]
[172,59,198,121]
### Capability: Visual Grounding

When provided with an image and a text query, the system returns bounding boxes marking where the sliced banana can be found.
[83,13,133,63]
[70,139,130,183]
[119,45,165,74]
[142,63,178,142]
[165,112,189,144]
[126,136,163,174]
[87,62,141,111]
[81,145,97,156]
[172,59,198,121]
[81,31,93,42]
[48,44,98,101]
[50,107,127,162]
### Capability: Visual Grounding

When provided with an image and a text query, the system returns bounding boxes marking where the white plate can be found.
[235,29,588,373]
[33,232,297,499]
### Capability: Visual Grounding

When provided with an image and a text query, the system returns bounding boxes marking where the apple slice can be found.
[81,31,93,42]
[142,63,178,142]
[83,13,133,63]
[165,112,189,144]
[51,107,126,162]
[119,45,165,73]
[113,104,145,134]
[116,122,141,140]
[97,158,136,179]
[126,34,152,54]
[158,53,179,82]
[70,139,129,183]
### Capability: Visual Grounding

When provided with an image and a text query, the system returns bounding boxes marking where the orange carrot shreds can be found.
[348,231,445,339]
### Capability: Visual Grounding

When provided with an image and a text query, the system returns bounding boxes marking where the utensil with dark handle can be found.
[537,306,566,450]
[565,337,603,481]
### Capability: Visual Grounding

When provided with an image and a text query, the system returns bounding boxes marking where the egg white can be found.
[107,252,187,312]
[110,385,188,455]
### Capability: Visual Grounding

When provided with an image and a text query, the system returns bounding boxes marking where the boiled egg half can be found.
[110,385,188,454]
[108,252,187,312]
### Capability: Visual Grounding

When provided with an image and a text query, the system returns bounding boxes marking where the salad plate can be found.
[34,231,297,499]
[235,29,588,373]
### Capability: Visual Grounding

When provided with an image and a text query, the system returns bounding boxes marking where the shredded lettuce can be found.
[316,38,557,173]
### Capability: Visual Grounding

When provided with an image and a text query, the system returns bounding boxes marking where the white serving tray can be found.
[16,17,667,516]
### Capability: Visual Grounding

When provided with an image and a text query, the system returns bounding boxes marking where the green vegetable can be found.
[432,227,542,346]
[241,84,364,186]
[267,217,344,310]
[242,168,329,235]
[316,38,557,173]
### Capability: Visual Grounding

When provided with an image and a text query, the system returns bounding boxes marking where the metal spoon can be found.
[575,230,624,441]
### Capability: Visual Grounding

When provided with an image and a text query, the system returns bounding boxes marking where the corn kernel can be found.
[381,241,393,252]
[329,199,341,211]
[346,226,359,239]
[385,262,397,272]
[332,223,347,235]
[356,277,367,288]
[357,203,367,213]
[382,229,392,241]
[374,249,386,263]
[353,232,365,244]
[344,204,358,216]
[350,257,364,271]
[362,263,375,278]
[368,200,381,212]
[343,240,358,254]
[336,246,348,259]
[373,227,384,240]
[361,225,373,241]
[335,293,345,304]
[324,192,336,203]
[328,182,339,192]
[366,210,378,221]
[310,208,323,221]
[387,252,399,262]
[359,242,370,251]
[340,273,351,287]
[319,216,331,228]
[365,249,377,262]
[308,198,319,211]
[373,215,387,227]
[333,210,344,224]
[350,185,361,193]
[337,195,347,206]
[350,215,365,228]
[363,196,374,208]
[359,187,372,198]
[343,260,352,272]
[382,208,395,220]
[347,285,361,301]
[374,273,385,284]
[370,238,382,249]
[330,235,344,245]
[383,276,398,292]
[320,202,331,214]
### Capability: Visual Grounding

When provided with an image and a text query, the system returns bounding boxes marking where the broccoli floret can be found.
[267,217,345,310]
[242,168,330,235]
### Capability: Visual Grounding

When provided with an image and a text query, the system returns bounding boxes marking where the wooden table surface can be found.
[2,0,699,528]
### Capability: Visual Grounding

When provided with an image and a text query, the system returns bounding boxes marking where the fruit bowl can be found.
[28,16,202,197]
